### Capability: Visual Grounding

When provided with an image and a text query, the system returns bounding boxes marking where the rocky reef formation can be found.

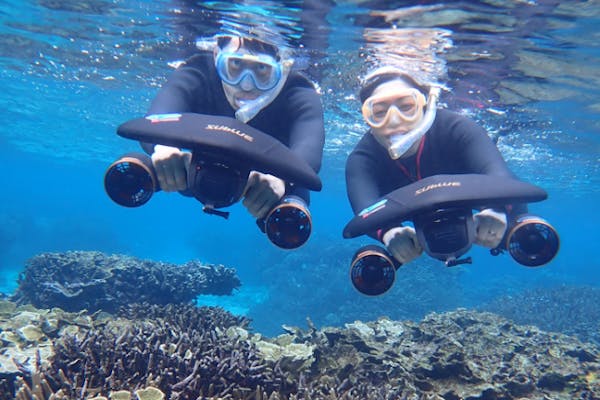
[11,251,240,313]
[1,300,598,399]
[481,285,600,347]
[297,310,600,399]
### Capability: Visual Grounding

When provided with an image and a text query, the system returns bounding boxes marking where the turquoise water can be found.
[0,0,599,336]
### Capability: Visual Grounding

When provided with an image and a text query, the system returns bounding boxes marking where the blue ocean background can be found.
[0,0,598,337]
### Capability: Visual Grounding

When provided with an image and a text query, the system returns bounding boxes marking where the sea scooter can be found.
[343,174,559,296]
[104,112,322,250]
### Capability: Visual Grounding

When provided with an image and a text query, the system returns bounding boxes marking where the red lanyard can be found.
[395,136,425,182]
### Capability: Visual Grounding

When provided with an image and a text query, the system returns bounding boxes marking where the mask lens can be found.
[369,101,391,125]
[217,52,281,90]
[362,89,425,128]
[393,96,419,117]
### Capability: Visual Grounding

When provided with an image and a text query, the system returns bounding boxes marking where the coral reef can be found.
[2,301,599,400]
[3,303,292,400]
[11,251,241,313]
[0,300,98,398]
[292,309,600,399]
[480,285,600,346]
[42,303,293,399]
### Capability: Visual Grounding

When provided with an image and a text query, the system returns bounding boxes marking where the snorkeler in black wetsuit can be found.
[143,35,325,219]
[346,108,520,209]
[346,67,526,266]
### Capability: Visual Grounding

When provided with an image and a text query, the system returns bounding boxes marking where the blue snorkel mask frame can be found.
[215,51,283,91]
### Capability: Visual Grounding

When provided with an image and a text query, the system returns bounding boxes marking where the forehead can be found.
[221,36,242,51]
[372,79,414,97]
[220,37,272,56]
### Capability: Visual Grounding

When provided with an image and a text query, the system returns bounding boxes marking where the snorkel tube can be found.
[387,87,441,160]
[235,57,294,123]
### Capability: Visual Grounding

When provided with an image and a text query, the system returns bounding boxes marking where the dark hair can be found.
[217,36,280,60]
[359,72,428,103]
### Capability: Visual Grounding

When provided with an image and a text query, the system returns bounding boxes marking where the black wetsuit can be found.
[346,109,525,236]
[143,52,325,202]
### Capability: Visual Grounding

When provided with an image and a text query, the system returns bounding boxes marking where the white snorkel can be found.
[387,86,440,159]
[235,57,294,123]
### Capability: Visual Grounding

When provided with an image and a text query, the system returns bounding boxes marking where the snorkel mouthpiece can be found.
[388,87,440,159]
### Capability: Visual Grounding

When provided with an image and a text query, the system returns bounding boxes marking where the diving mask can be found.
[370,87,440,160]
[215,51,282,91]
[232,57,293,123]
[362,88,426,129]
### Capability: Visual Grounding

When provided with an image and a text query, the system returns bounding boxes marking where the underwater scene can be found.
[1,0,599,398]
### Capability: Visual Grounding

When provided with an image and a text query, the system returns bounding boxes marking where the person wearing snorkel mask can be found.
[346,67,526,265]
[141,34,325,219]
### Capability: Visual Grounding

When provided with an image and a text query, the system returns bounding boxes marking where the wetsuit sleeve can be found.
[140,60,210,153]
[449,115,528,215]
[282,85,325,202]
[345,136,393,240]
[449,116,514,177]
[345,146,384,214]
[284,86,325,172]
[346,134,392,241]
